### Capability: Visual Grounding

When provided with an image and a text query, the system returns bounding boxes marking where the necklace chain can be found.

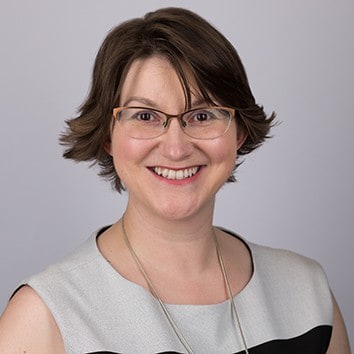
[121,215,249,354]
[214,230,249,354]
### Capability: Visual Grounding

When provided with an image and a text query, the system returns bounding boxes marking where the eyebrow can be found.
[122,96,208,109]
[123,97,156,107]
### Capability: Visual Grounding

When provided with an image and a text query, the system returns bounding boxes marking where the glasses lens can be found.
[115,107,233,140]
[116,108,165,139]
[182,108,232,139]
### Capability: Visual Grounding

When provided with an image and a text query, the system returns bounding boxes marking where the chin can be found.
[152,197,212,222]
[156,205,196,221]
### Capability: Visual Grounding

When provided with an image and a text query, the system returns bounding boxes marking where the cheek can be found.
[110,133,154,175]
[218,143,237,174]
[210,135,238,178]
[209,132,238,165]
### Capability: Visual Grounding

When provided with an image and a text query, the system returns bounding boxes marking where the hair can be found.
[60,7,276,192]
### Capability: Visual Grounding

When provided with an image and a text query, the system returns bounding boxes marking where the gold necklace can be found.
[121,215,249,354]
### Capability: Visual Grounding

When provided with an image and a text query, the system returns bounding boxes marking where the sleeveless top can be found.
[25,228,333,353]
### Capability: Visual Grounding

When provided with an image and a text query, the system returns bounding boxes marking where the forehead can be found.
[119,55,204,108]
[124,56,179,88]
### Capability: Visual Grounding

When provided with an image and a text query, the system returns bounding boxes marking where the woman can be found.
[0,7,350,354]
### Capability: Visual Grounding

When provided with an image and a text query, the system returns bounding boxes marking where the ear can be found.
[236,127,248,150]
[104,139,113,156]
[105,116,116,156]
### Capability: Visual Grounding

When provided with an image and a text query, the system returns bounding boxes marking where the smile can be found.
[151,166,200,180]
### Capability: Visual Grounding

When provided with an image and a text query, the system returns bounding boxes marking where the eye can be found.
[133,110,156,121]
[194,112,210,122]
[186,109,217,124]
[123,108,165,126]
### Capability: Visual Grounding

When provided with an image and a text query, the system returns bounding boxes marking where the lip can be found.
[148,165,203,184]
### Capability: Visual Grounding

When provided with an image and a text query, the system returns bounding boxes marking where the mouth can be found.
[150,166,200,180]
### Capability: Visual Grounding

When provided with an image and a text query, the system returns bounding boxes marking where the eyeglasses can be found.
[112,106,235,140]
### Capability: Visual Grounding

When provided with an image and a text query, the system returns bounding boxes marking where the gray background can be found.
[1,0,353,346]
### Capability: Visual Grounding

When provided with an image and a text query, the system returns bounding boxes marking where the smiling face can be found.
[108,56,245,221]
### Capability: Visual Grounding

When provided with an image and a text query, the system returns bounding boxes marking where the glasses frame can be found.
[112,106,236,140]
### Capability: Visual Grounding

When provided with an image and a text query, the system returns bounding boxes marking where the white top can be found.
[25,228,333,353]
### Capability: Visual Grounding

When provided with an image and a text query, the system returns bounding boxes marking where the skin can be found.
[0,55,351,353]
[109,56,243,224]
[102,56,250,305]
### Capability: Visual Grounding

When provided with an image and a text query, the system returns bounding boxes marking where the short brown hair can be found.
[60,7,276,192]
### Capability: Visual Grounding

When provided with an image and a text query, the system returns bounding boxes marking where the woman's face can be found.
[109,56,245,221]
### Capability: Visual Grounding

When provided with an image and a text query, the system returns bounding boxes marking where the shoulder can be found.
[24,231,107,314]
[222,228,330,287]
[28,231,102,290]
[0,230,104,353]
[248,241,333,323]
[223,228,334,322]
[221,228,333,313]
[327,293,351,353]
[249,241,330,288]
[0,285,65,353]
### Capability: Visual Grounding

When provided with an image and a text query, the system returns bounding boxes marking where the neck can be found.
[120,201,217,276]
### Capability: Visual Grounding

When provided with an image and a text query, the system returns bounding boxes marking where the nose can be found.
[162,114,186,130]
[158,118,193,161]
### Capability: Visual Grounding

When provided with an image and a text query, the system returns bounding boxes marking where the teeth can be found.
[152,167,199,180]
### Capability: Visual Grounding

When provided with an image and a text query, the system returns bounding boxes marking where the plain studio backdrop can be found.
[0,0,353,347]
